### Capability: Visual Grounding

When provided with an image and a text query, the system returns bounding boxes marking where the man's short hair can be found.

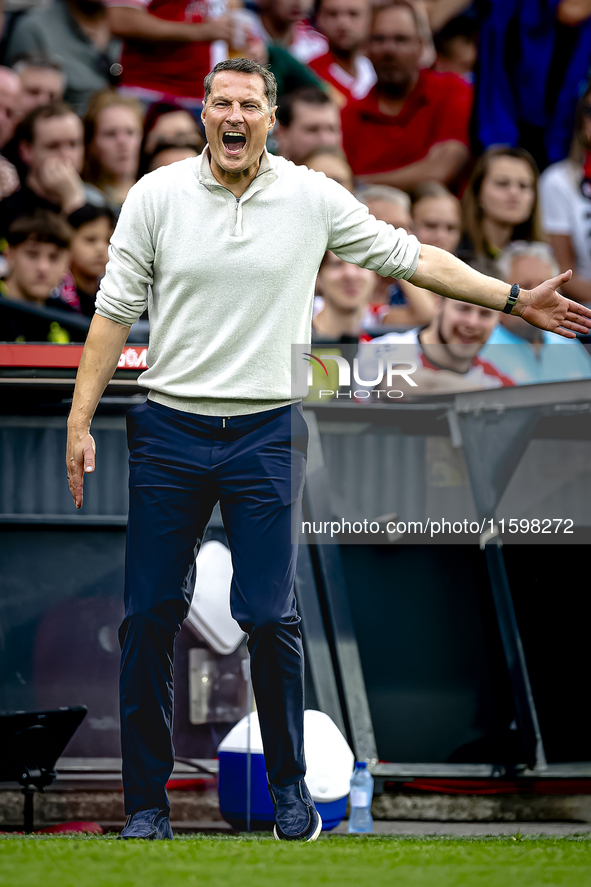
[7,210,72,249]
[18,100,77,144]
[203,59,277,112]
[275,87,333,128]
[11,53,64,76]
[370,0,420,32]
[498,241,559,282]
[356,184,411,213]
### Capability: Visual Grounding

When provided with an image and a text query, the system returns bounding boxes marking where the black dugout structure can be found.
[1,345,590,790]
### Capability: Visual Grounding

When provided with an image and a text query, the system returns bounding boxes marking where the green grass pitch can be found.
[1,834,591,887]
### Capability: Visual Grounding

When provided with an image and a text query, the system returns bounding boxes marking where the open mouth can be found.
[222,132,247,156]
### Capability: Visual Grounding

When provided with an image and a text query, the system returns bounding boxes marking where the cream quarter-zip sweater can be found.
[95,148,421,416]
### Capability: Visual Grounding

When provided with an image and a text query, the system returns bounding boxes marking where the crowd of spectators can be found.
[1,0,591,391]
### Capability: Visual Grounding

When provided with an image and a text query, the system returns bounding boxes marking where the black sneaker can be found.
[268,778,322,842]
[118,807,173,840]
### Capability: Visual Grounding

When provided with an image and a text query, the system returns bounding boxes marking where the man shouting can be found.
[66,58,591,841]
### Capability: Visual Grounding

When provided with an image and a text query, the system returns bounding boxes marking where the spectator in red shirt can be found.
[341,0,472,191]
[274,87,341,164]
[358,296,515,397]
[105,0,233,106]
[308,0,376,107]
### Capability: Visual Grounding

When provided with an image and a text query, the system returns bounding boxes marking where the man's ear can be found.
[268,106,277,131]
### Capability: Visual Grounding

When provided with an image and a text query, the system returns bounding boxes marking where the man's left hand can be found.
[517,270,591,338]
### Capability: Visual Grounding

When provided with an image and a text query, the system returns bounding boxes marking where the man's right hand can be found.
[66,425,96,509]
[39,157,86,214]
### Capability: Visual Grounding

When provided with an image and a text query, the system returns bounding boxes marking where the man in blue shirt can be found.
[482,241,591,384]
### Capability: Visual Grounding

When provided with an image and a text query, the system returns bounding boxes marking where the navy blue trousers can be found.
[119,399,309,815]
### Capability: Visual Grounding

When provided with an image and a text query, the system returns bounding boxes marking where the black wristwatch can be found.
[502,283,520,314]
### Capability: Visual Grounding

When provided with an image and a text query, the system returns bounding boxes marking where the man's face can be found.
[317,251,375,310]
[438,298,499,360]
[21,113,84,175]
[278,101,341,164]
[18,66,65,117]
[71,217,113,281]
[202,72,275,176]
[368,6,422,90]
[366,197,411,232]
[0,69,21,149]
[316,0,371,53]
[7,239,69,303]
[412,196,461,253]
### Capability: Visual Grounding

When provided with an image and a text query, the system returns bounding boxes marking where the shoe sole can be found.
[273,812,322,842]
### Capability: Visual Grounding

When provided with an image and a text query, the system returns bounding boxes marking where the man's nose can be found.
[226,102,244,122]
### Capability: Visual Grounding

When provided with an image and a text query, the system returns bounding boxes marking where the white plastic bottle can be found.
[348,761,374,833]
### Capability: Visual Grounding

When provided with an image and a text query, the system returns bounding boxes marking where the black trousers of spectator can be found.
[119,399,308,815]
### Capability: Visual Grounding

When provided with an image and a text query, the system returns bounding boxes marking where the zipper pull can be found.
[222,418,226,428]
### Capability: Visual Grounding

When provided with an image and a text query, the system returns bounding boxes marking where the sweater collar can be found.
[197,146,278,195]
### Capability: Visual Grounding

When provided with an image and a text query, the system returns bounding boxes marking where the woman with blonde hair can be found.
[539,83,591,304]
[461,146,543,275]
[83,90,144,211]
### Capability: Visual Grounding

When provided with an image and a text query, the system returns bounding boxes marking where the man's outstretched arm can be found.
[66,315,131,509]
[411,244,591,338]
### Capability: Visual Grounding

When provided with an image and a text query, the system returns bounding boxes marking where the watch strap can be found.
[502,283,520,314]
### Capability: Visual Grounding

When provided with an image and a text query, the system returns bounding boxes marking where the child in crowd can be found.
[61,204,116,316]
[0,210,84,343]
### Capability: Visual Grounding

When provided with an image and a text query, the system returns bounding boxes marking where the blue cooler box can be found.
[218,710,354,831]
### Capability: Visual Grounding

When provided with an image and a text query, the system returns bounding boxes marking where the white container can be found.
[218,710,354,830]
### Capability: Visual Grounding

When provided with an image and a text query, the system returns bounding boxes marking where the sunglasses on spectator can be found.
[582,105,591,118]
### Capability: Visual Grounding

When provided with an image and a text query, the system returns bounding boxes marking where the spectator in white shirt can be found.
[539,83,591,304]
